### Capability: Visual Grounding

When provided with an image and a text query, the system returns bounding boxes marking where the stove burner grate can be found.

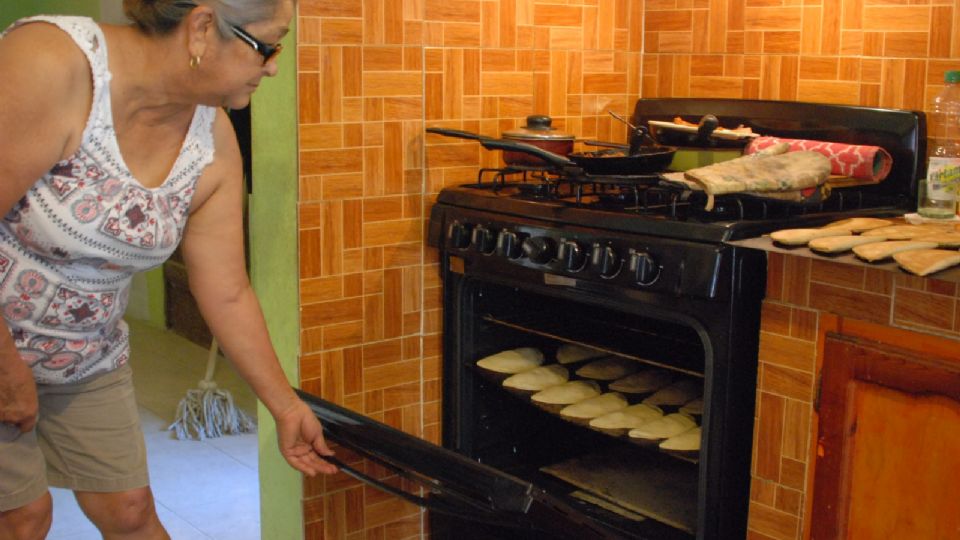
[467,166,906,222]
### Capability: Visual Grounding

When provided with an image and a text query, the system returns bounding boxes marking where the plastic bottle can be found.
[919,70,960,219]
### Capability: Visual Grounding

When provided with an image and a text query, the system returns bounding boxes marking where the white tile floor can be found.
[46,320,261,540]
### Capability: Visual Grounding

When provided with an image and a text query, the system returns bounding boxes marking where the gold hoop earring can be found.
[189,55,201,69]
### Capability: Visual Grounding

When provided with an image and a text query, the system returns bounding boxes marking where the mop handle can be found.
[200,337,219,388]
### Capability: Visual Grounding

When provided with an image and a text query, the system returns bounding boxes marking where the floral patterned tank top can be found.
[0,16,216,384]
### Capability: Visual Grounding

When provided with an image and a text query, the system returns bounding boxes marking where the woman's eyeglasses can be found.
[173,2,282,65]
[230,25,283,65]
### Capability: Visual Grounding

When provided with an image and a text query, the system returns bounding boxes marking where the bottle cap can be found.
[946,70,960,84]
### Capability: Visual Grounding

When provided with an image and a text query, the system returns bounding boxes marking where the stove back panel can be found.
[631,98,924,203]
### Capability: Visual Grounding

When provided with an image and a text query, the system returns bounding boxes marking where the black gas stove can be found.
[298,99,926,540]
[421,99,924,540]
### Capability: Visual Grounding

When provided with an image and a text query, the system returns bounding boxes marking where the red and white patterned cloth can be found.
[745,136,893,182]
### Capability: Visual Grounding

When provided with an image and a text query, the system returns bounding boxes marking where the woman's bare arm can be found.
[0,23,91,431]
[179,109,336,476]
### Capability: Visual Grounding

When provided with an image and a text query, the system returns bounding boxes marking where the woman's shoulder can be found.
[1,19,90,88]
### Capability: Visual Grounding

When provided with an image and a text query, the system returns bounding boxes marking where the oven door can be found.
[296,389,626,540]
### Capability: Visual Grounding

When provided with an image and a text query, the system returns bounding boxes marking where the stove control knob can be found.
[497,230,524,259]
[447,221,472,250]
[591,243,622,278]
[557,239,587,272]
[471,226,497,254]
[629,249,660,286]
[521,236,557,264]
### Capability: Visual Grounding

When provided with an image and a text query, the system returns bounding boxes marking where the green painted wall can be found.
[0,0,99,28]
[249,25,302,540]
[3,2,303,536]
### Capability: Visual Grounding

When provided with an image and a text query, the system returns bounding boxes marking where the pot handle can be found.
[425,127,487,141]
[478,138,574,169]
[695,115,720,144]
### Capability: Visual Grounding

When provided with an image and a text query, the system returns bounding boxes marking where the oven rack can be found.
[470,362,703,467]
[480,313,705,379]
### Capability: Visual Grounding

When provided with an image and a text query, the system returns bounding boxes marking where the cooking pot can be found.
[500,115,575,166]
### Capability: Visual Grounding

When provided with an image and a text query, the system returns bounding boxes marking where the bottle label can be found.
[926,157,960,200]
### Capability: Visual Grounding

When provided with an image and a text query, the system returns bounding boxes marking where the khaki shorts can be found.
[0,364,148,511]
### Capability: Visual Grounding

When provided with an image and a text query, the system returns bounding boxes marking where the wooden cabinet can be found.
[811,331,960,539]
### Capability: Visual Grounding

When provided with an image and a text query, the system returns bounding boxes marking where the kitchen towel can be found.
[745,136,893,182]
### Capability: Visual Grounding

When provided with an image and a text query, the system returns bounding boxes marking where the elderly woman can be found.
[0,1,335,538]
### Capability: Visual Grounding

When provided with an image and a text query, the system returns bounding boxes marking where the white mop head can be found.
[168,381,257,441]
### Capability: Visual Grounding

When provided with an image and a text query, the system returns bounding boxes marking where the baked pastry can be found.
[913,231,960,248]
[556,343,607,365]
[862,224,952,240]
[807,234,885,254]
[502,364,568,392]
[659,426,702,453]
[852,240,938,262]
[531,380,602,405]
[588,404,664,435]
[560,393,628,422]
[893,248,960,276]
[575,357,639,381]
[822,217,894,232]
[476,347,544,374]
[608,368,675,395]
[769,227,852,246]
[679,398,703,417]
[642,379,702,408]
[628,413,697,442]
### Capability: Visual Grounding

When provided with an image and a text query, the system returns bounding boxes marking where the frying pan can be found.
[426,127,676,176]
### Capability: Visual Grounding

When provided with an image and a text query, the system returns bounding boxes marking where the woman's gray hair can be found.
[123,0,280,36]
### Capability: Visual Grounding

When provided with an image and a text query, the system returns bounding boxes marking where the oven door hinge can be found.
[813,371,823,413]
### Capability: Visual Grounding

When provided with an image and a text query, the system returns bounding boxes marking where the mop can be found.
[168,338,256,440]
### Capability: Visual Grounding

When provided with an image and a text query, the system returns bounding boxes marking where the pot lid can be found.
[502,115,575,141]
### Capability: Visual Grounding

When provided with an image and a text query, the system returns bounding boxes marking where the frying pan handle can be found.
[425,127,487,141]
[478,138,574,168]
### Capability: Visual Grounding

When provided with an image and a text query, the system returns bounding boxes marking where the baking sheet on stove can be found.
[541,446,697,534]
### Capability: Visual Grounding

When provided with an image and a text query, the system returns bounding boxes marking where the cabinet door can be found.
[811,333,960,540]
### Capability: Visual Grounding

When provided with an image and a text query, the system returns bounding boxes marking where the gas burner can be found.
[476,166,558,189]
[516,181,561,198]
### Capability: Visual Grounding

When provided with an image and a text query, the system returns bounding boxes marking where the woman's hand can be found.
[274,400,338,476]
[0,350,39,434]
